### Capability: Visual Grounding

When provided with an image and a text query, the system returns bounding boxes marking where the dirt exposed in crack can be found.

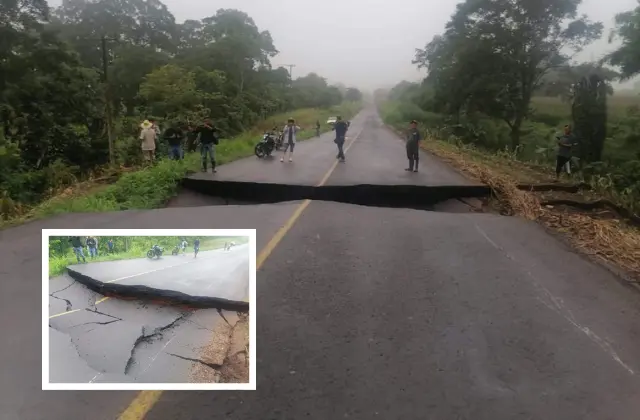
[188,311,249,383]
[124,312,191,375]
[166,353,222,370]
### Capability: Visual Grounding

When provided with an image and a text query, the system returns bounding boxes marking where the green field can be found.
[48,235,249,277]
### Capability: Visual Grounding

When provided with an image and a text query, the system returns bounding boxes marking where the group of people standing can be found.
[277,116,350,163]
[68,236,115,263]
[138,118,220,172]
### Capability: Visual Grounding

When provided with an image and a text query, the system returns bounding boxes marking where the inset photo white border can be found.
[43,228,256,391]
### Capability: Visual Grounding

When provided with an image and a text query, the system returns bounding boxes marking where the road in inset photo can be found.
[47,234,251,385]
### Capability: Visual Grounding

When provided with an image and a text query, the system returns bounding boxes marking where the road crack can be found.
[49,294,73,312]
[124,312,191,375]
[69,319,120,328]
[166,353,222,370]
[85,308,123,321]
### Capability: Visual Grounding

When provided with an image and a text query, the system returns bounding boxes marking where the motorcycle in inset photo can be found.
[147,245,164,259]
[171,245,180,256]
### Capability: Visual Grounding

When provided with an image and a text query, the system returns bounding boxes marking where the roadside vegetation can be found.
[0,0,363,227]
[48,235,248,277]
[377,0,640,279]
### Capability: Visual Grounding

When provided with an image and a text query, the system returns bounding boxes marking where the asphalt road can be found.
[48,245,249,384]
[2,106,640,419]
[66,244,250,299]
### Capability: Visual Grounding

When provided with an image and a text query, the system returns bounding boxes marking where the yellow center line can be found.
[48,296,111,319]
[49,251,227,319]
[117,129,364,420]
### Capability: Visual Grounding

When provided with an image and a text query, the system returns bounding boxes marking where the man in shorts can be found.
[281,118,301,163]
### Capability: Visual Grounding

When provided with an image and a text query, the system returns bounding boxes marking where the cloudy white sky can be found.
[51,0,640,90]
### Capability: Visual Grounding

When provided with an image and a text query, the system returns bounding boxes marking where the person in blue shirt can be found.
[405,120,421,172]
[194,238,200,258]
[333,116,349,162]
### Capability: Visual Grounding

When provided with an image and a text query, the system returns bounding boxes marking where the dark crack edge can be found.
[66,267,249,313]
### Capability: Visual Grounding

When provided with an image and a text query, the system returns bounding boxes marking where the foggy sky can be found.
[49,0,640,90]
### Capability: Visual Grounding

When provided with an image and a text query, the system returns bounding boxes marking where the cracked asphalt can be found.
[47,244,250,385]
[2,107,640,419]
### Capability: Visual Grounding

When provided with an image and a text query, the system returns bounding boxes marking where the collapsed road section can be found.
[181,178,492,211]
[48,245,250,384]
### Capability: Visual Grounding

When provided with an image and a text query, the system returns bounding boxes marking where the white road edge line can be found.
[474,223,635,376]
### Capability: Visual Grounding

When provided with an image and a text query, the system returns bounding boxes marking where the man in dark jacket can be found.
[86,236,98,258]
[193,120,219,173]
[334,116,349,162]
[164,121,185,160]
[405,120,421,172]
[69,236,86,263]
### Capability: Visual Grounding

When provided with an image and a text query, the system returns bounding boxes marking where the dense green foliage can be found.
[378,0,640,213]
[0,0,362,220]
[48,235,248,276]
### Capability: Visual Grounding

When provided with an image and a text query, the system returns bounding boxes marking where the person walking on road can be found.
[139,119,157,164]
[193,120,219,173]
[405,120,421,173]
[180,238,188,255]
[555,124,578,182]
[281,118,301,163]
[69,236,86,263]
[164,121,185,160]
[86,236,98,258]
[334,116,349,163]
[194,238,200,258]
[315,120,321,137]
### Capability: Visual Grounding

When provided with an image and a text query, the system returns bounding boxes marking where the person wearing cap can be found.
[193,119,219,172]
[334,115,349,162]
[139,119,157,163]
[281,118,301,162]
[405,120,421,172]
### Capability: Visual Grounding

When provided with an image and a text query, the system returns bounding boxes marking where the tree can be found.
[414,0,603,149]
[345,88,363,102]
[606,2,640,79]
[571,73,608,163]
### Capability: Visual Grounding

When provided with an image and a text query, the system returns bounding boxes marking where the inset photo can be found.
[43,229,256,391]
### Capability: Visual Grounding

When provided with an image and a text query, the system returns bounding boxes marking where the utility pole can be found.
[101,35,117,167]
[281,64,296,85]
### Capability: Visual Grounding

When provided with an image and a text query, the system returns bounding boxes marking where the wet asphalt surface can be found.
[2,107,640,419]
[47,245,249,385]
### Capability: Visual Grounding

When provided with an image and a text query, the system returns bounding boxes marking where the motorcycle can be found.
[171,245,180,256]
[147,245,164,259]
[254,132,280,158]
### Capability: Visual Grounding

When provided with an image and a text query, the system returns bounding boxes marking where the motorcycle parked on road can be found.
[254,131,281,158]
[147,245,164,259]
[171,245,180,256]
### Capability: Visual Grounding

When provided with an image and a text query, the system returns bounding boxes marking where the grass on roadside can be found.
[3,102,361,229]
[48,236,247,277]
[414,134,640,280]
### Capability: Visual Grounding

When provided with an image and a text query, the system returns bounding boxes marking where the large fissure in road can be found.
[66,267,249,312]
[180,178,494,211]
